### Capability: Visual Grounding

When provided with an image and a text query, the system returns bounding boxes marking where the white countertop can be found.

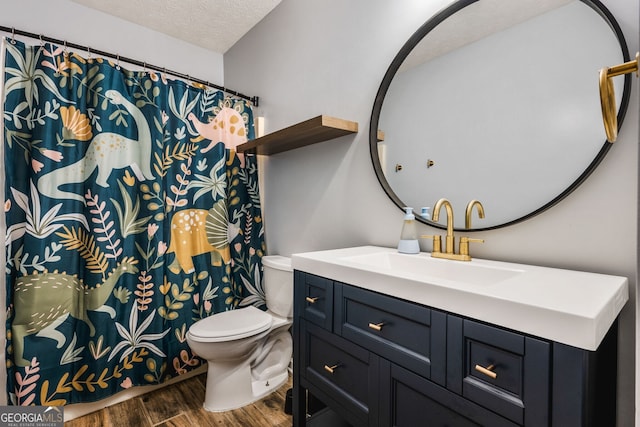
[291,246,629,351]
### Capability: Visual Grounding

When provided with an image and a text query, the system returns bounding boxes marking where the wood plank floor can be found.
[65,373,292,427]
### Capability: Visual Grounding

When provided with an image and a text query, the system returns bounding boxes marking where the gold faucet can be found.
[421,198,484,261]
[432,198,455,254]
[465,199,485,229]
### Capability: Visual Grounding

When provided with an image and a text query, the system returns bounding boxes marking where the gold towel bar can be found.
[599,52,639,142]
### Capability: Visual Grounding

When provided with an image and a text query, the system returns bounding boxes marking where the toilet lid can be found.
[188,306,272,342]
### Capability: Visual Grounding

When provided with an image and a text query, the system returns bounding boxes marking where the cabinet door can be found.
[295,271,334,330]
[380,361,518,427]
[447,316,550,426]
[335,283,447,384]
[300,320,379,427]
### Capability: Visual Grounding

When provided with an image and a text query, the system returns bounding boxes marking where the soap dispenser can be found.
[420,207,431,221]
[398,207,420,254]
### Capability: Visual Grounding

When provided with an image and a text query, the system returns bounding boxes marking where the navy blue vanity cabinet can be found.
[294,272,379,426]
[300,320,381,426]
[379,361,519,427]
[334,282,447,384]
[447,316,550,426]
[551,322,618,427]
[292,271,618,427]
[295,271,333,330]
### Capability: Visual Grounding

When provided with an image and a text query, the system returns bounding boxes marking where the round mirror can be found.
[370,0,632,230]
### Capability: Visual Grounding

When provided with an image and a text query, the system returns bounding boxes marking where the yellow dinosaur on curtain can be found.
[167,199,234,274]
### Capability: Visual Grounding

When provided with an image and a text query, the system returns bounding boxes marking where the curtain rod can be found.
[0,25,260,107]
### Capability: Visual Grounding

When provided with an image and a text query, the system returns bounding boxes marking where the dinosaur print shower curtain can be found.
[1,38,266,405]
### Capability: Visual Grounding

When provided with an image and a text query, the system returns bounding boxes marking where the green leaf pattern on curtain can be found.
[2,39,266,405]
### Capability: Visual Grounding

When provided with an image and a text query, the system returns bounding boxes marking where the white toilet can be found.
[186,255,294,412]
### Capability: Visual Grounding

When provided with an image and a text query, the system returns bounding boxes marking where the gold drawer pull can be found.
[324,363,341,374]
[368,322,385,331]
[474,364,497,379]
[305,296,319,304]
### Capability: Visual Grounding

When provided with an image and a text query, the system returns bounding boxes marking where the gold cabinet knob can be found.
[324,363,341,374]
[368,322,385,331]
[305,296,319,304]
[474,363,497,379]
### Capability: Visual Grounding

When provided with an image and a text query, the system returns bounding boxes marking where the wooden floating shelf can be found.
[237,115,358,155]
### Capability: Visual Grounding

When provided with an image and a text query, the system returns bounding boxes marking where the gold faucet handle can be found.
[459,237,484,256]
[420,235,442,253]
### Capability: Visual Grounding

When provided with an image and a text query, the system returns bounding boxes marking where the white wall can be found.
[2,0,224,85]
[224,0,639,424]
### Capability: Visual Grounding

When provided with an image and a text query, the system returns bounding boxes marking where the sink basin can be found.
[291,246,629,351]
[342,252,523,286]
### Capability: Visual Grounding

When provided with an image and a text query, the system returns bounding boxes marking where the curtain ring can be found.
[10,28,16,45]
[39,34,44,47]
[116,54,121,70]
[87,46,92,60]
[142,62,147,75]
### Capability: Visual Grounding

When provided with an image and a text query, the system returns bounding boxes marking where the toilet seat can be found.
[188,306,272,342]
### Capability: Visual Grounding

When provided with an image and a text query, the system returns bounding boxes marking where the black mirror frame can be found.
[369,0,632,231]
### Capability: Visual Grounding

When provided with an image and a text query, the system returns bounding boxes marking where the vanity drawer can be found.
[335,283,446,383]
[301,320,378,426]
[294,271,333,330]
[448,316,550,426]
[380,361,518,427]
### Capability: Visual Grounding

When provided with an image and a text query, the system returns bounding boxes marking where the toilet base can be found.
[202,361,289,412]
[250,370,289,404]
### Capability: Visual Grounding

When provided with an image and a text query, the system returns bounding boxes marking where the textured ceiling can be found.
[70,0,282,54]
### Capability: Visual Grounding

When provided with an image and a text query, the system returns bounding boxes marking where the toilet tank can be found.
[262,255,293,318]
